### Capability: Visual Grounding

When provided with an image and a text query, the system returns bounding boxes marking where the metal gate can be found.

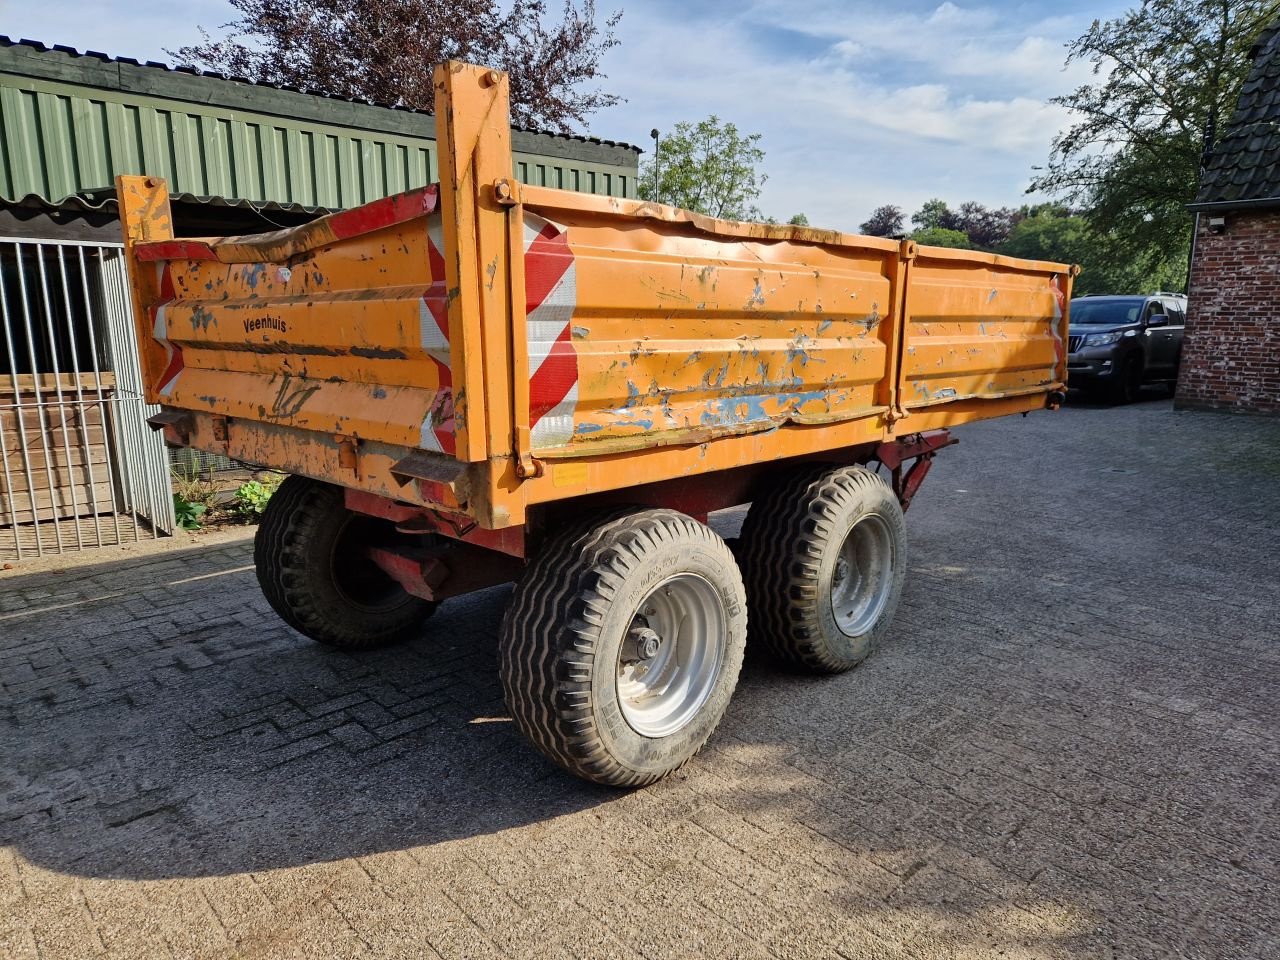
[0,238,175,559]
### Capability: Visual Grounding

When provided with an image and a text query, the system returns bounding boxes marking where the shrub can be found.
[174,493,207,530]
[232,473,284,521]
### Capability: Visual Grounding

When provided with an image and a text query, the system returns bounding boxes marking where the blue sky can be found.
[0,0,1132,230]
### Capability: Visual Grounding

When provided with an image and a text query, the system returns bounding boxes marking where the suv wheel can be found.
[1110,355,1143,405]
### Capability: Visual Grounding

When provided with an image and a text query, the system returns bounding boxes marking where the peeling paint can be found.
[352,346,408,360]
[191,305,216,333]
[701,362,730,390]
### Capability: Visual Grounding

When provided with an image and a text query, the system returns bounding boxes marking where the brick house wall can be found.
[1177,211,1280,415]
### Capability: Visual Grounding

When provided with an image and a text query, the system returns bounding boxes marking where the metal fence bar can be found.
[56,246,104,548]
[76,245,124,548]
[35,247,85,549]
[0,257,39,557]
[0,237,176,557]
[98,251,146,540]
[10,243,64,552]
[103,248,174,537]
[0,400,22,557]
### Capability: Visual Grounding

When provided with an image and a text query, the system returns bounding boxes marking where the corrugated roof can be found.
[2,190,333,218]
[0,35,641,153]
[0,36,639,210]
[1193,21,1280,209]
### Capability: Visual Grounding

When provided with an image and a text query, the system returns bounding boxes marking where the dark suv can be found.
[1066,294,1187,403]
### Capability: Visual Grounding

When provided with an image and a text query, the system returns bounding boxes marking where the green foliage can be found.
[171,463,218,511]
[907,199,1021,249]
[1031,0,1279,262]
[232,474,284,521]
[173,493,207,531]
[912,199,953,232]
[787,213,810,226]
[639,117,767,221]
[997,207,1186,296]
[171,463,217,530]
[911,227,974,249]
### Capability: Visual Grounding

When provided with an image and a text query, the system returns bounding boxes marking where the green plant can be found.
[174,493,207,530]
[171,462,218,511]
[171,462,218,530]
[232,473,284,521]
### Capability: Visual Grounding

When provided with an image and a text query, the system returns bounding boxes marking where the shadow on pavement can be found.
[1,542,620,881]
[3,409,1277,960]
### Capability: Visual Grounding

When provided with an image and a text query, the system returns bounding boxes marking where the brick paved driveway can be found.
[2,397,1278,959]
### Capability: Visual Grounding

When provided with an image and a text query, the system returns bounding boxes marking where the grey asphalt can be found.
[2,394,1277,959]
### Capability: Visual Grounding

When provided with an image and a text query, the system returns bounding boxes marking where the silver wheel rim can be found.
[616,573,727,738]
[830,513,895,637]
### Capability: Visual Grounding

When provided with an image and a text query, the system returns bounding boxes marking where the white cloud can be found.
[0,0,1121,230]
[586,0,1115,229]
[0,0,227,60]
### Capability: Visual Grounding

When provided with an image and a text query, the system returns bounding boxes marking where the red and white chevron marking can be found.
[152,262,184,397]
[523,212,578,449]
[418,213,456,455]
[416,210,579,456]
[1049,273,1068,369]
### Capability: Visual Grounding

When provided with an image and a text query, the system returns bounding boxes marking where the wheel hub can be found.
[833,556,851,585]
[629,626,662,661]
[829,513,895,637]
[616,573,727,739]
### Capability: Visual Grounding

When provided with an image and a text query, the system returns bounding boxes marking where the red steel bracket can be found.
[366,542,523,602]
[875,429,957,512]
[344,488,525,558]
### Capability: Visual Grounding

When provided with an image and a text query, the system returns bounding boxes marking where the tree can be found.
[1030,0,1278,256]
[911,227,973,249]
[787,213,810,226]
[951,201,1022,249]
[639,117,767,221]
[998,206,1186,296]
[171,0,622,133]
[859,205,904,237]
[912,198,956,232]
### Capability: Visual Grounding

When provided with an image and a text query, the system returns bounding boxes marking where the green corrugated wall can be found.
[0,81,438,208]
[0,41,639,209]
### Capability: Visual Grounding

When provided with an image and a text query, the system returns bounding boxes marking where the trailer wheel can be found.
[255,476,437,649]
[739,465,906,674]
[500,509,747,787]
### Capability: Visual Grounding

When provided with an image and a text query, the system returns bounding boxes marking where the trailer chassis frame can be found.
[351,431,956,601]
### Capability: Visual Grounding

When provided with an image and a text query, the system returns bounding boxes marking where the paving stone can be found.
[0,399,1276,958]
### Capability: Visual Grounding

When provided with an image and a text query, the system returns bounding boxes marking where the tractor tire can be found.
[255,476,437,649]
[500,508,747,787]
[739,465,907,674]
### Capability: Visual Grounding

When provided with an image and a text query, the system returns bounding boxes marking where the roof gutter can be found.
[1186,195,1280,213]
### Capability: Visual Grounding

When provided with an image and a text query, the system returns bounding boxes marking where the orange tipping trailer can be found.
[118,61,1075,786]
